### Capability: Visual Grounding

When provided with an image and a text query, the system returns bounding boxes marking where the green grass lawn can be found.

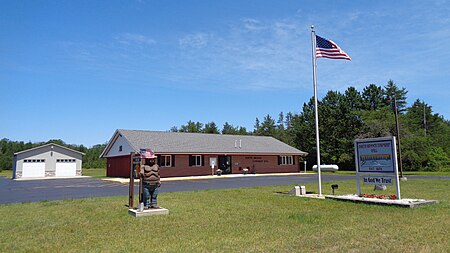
[82,168,106,178]
[0,179,448,252]
[0,170,13,178]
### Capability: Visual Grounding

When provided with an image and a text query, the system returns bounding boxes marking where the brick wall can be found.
[231,155,300,174]
[107,154,302,178]
[159,154,211,177]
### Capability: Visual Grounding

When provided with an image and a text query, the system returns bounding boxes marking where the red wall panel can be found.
[106,155,130,178]
[106,154,301,178]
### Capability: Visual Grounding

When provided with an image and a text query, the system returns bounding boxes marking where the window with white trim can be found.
[190,155,202,166]
[160,155,172,167]
[280,155,293,165]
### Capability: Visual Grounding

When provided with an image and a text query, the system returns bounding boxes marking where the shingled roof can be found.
[101,129,307,157]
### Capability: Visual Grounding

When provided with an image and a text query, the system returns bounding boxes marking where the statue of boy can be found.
[139,154,161,209]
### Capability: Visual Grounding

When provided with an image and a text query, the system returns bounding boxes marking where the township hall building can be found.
[100,129,308,178]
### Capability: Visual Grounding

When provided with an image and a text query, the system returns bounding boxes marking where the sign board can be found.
[355,139,395,173]
[132,154,141,179]
[133,156,141,164]
[354,136,401,199]
[363,176,393,185]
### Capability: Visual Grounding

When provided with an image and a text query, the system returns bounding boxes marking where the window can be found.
[279,156,293,165]
[57,159,75,163]
[189,155,203,166]
[160,155,172,167]
[24,159,45,163]
[119,145,123,152]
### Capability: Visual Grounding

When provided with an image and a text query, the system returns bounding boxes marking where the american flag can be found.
[316,35,351,60]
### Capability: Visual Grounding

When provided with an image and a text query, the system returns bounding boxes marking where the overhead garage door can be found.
[22,159,46,178]
[56,159,77,177]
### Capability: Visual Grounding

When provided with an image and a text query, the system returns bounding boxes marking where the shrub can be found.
[425,147,450,171]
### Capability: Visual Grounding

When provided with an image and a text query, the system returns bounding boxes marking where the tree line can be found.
[170,80,450,171]
[1,80,449,172]
[0,139,106,171]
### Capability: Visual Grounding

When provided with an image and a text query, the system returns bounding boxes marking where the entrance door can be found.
[218,156,232,174]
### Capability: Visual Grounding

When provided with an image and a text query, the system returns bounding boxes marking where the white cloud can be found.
[179,33,210,49]
[116,33,156,45]
[241,18,266,31]
[173,18,310,91]
[58,1,450,106]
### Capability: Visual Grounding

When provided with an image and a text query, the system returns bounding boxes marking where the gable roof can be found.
[100,129,307,158]
[14,143,85,156]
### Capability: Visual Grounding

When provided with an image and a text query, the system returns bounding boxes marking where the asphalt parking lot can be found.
[0,174,448,204]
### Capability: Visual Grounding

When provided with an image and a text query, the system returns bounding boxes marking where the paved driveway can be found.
[0,174,448,204]
[0,177,129,204]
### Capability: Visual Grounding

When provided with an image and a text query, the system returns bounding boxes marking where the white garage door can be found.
[56,159,77,177]
[22,159,46,178]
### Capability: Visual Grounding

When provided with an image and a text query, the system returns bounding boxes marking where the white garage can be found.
[13,143,84,179]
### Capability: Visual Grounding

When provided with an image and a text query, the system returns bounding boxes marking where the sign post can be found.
[354,136,401,199]
[128,153,141,208]
[128,153,135,207]
[138,159,143,211]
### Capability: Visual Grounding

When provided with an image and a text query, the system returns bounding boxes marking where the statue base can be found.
[128,207,169,217]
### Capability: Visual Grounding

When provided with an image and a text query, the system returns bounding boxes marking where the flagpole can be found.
[311,25,322,196]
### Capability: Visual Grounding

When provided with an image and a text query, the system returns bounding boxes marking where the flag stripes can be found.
[315,35,351,60]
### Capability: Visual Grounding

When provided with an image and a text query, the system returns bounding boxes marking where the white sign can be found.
[355,139,395,173]
[363,176,393,185]
[354,136,401,199]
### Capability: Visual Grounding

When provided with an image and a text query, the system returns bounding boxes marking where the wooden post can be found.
[139,159,143,205]
[128,152,135,208]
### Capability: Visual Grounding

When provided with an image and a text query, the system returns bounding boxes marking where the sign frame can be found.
[354,136,401,199]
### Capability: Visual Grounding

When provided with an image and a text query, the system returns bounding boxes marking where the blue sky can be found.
[1,0,449,147]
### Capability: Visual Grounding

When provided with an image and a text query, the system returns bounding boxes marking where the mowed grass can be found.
[82,168,106,178]
[0,170,13,178]
[0,180,449,252]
